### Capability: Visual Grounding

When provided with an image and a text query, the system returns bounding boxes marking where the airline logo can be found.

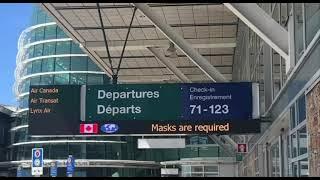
[80,123,98,134]
[101,124,119,134]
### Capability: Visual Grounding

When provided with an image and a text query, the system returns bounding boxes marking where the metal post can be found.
[263,44,273,110]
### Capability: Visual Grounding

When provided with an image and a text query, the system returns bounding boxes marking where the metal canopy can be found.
[41,3,237,83]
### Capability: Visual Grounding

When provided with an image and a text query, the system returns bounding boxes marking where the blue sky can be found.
[0,3,33,106]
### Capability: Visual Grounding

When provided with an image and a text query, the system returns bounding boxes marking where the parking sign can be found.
[31,148,43,176]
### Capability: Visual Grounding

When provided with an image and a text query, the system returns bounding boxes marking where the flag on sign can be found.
[80,123,98,134]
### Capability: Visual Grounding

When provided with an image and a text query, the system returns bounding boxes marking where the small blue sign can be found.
[32,148,43,168]
[17,166,22,177]
[66,155,75,177]
[50,161,58,177]
[16,167,31,177]
[101,124,119,133]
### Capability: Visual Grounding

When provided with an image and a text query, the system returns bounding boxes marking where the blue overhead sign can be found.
[181,82,253,120]
[66,155,75,177]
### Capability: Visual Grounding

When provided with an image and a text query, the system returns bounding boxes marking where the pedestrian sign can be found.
[66,155,75,177]
[31,148,43,176]
[50,161,58,177]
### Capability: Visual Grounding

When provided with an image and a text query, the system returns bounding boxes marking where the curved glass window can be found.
[37,10,47,25]
[40,74,54,85]
[31,60,42,74]
[71,56,87,71]
[41,57,55,72]
[56,41,71,54]
[57,27,67,39]
[30,76,40,86]
[43,42,56,56]
[20,79,30,93]
[34,43,43,57]
[35,27,45,42]
[70,74,86,85]
[71,42,83,54]
[87,74,104,85]
[23,63,33,76]
[54,74,69,84]
[30,30,36,44]
[88,59,102,71]
[55,57,70,71]
[44,25,57,40]
[27,45,34,59]
[18,96,29,109]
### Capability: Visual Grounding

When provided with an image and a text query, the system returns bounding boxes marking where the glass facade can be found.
[288,95,308,177]
[237,3,319,177]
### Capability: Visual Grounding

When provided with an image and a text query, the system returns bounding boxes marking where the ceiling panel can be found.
[48,3,238,83]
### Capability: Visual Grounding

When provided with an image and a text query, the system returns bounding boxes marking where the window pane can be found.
[54,74,69,85]
[305,4,320,46]
[34,44,43,57]
[271,141,280,177]
[71,42,83,54]
[37,10,47,24]
[27,46,34,59]
[70,74,87,85]
[292,161,299,177]
[21,79,30,93]
[290,105,296,129]
[87,74,103,85]
[30,76,40,85]
[204,166,218,173]
[25,63,33,75]
[294,3,304,62]
[87,58,101,71]
[35,27,44,41]
[43,42,56,56]
[291,132,298,158]
[298,95,306,123]
[299,158,308,177]
[41,58,55,72]
[56,41,71,54]
[31,60,42,74]
[30,30,36,44]
[40,75,54,85]
[44,25,57,40]
[57,27,67,39]
[55,57,70,71]
[298,126,307,155]
[71,56,87,71]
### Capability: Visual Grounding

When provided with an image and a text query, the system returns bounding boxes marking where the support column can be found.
[263,44,273,111]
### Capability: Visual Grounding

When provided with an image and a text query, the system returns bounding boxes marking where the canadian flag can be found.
[80,123,98,134]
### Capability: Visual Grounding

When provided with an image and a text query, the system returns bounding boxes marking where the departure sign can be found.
[28,83,260,135]
[85,83,254,121]
[29,85,81,135]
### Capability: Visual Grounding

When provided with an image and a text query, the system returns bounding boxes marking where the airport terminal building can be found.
[0,3,319,177]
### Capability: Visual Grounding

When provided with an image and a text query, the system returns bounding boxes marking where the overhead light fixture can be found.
[165,42,178,58]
